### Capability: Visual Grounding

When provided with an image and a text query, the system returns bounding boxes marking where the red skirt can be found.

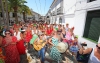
[16,40,26,55]
[5,45,20,63]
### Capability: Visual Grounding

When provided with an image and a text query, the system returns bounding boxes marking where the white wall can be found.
[63,0,76,28]
[63,0,76,15]
[56,0,61,9]
[64,16,75,28]
[50,0,62,24]
[74,10,87,37]
[0,12,24,22]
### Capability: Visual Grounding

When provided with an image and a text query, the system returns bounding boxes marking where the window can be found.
[13,13,15,17]
[83,10,100,42]
[88,0,96,2]
[0,12,3,17]
[59,17,62,24]
[57,7,63,15]
[47,16,49,18]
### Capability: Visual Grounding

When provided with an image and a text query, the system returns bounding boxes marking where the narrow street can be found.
[0,0,100,63]
[26,47,78,63]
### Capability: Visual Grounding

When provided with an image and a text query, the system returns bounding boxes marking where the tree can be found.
[5,0,9,27]
[0,0,6,25]
[1,0,11,27]
[19,5,32,21]
[8,0,27,23]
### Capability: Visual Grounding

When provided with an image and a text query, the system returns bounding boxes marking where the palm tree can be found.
[19,5,32,21]
[0,0,6,25]
[5,0,9,27]
[1,0,11,27]
[8,0,27,23]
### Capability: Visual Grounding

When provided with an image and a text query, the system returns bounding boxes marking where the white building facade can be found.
[0,10,41,25]
[31,11,41,21]
[50,0,64,24]
[45,9,51,24]
[49,0,100,47]
[0,12,24,25]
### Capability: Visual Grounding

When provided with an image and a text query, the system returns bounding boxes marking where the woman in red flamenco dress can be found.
[2,30,20,63]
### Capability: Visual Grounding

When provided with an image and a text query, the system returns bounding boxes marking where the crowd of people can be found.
[0,21,100,63]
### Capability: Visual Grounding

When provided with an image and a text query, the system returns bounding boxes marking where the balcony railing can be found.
[57,7,63,15]
[88,0,96,2]
[52,11,56,16]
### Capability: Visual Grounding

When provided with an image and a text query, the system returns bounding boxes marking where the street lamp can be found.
[23,11,26,21]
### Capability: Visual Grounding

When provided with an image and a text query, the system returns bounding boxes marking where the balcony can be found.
[57,7,63,15]
[52,11,56,16]
[88,0,96,2]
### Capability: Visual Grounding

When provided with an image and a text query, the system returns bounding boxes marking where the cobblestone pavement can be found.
[26,48,78,63]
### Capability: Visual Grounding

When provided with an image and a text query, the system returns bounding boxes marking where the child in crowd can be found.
[70,36,79,57]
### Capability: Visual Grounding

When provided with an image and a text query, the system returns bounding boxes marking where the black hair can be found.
[5,29,12,36]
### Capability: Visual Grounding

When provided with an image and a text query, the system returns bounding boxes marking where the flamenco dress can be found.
[49,37,62,62]
[2,36,20,63]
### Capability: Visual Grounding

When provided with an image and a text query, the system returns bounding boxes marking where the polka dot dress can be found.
[49,37,62,61]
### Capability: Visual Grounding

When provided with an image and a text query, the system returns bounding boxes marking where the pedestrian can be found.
[14,27,27,63]
[49,29,62,62]
[25,24,32,50]
[70,36,79,57]
[79,43,100,63]
[66,23,69,32]
[33,32,47,63]
[2,30,20,63]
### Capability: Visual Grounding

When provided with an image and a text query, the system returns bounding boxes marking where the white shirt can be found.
[14,31,21,40]
[88,48,100,63]
[32,30,38,35]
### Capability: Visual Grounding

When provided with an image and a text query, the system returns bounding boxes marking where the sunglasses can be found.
[5,33,10,34]
[96,45,100,49]
[5,32,10,35]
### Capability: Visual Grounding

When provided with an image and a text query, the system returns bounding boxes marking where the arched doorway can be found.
[59,17,62,24]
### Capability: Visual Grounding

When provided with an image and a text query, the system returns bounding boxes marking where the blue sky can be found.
[25,0,53,16]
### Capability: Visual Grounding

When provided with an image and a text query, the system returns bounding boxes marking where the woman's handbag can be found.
[76,48,93,63]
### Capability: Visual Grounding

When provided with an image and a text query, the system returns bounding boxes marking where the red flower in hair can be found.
[72,27,74,30]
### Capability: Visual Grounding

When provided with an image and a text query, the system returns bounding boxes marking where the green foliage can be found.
[19,5,32,15]
[0,0,32,14]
